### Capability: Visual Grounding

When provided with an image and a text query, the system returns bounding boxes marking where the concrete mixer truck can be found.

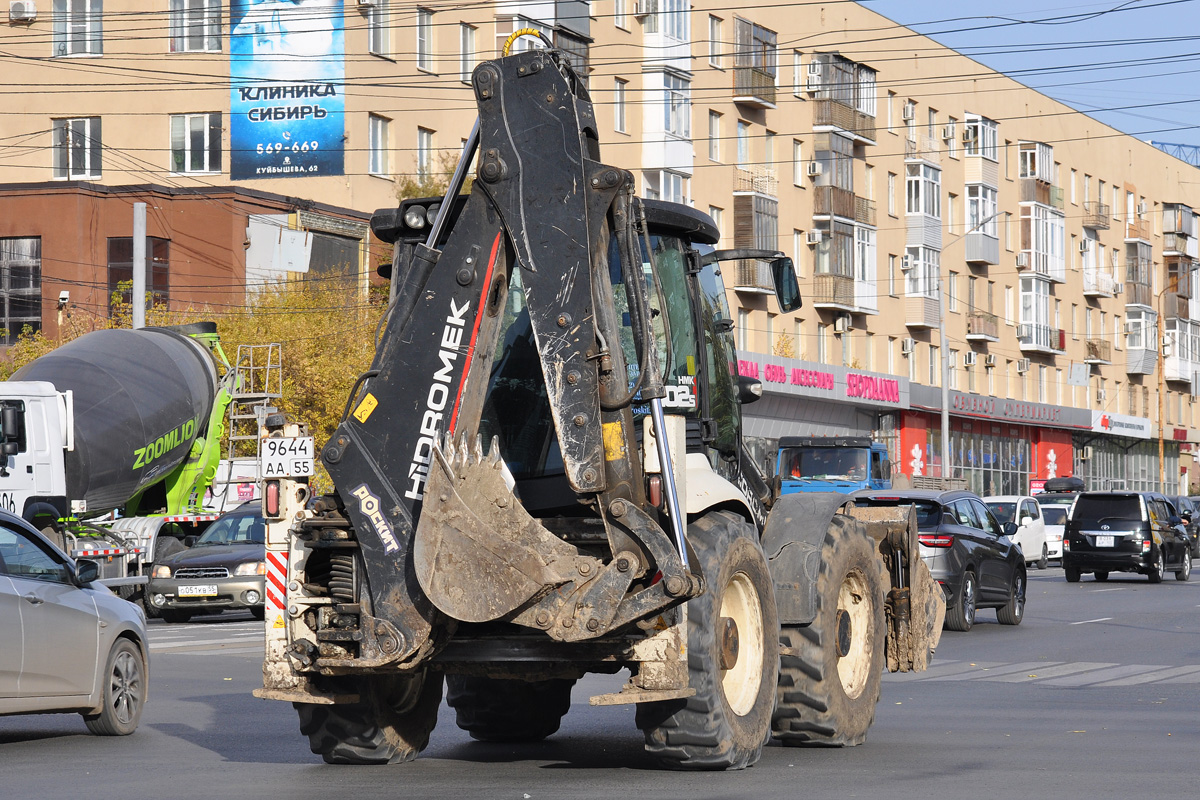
[0,322,277,608]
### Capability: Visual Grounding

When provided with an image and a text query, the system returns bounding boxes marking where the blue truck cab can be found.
[776,436,892,494]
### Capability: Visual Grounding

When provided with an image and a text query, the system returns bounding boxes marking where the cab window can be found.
[0,524,71,584]
[972,499,1002,537]
[950,499,981,529]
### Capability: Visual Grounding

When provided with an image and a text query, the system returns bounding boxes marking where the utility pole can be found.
[133,202,146,330]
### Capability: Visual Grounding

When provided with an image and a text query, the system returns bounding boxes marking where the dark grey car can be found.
[1063,492,1192,583]
[853,489,1026,632]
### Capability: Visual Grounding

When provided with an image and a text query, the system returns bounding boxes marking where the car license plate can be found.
[1095,535,1115,548]
[178,584,218,597]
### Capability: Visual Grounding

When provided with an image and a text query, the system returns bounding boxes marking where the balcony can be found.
[1164,232,1195,256]
[733,259,774,294]
[1083,269,1116,298]
[813,185,856,219]
[904,135,941,164]
[1017,323,1066,354]
[1084,338,1112,365]
[905,292,940,329]
[966,310,999,341]
[811,273,855,311]
[1124,279,1152,308]
[1019,179,1062,208]
[964,231,999,265]
[1125,218,1151,241]
[733,166,778,196]
[733,66,776,109]
[1126,347,1157,376]
[813,98,876,144]
[854,196,876,227]
[1166,293,1190,320]
[1083,201,1111,230]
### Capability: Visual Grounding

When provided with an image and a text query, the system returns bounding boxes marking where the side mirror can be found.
[75,560,100,584]
[1003,521,1018,537]
[183,535,198,548]
[737,375,763,405]
[1020,516,1033,527]
[771,257,802,312]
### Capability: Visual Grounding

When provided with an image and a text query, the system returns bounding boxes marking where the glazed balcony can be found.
[1124,279,1153,308]
[854,197,876,227]
[905,292,940,329]
[904,135,941,164]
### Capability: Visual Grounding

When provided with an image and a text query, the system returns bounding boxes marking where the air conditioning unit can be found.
[807,161,822,177]
[8,0,35,22]
[900,255,912,271]
[1078,239,1091,253]
[806,230,824,245]
[984,353,997,367]
[807,60,822,77]
[834,314,851,333]
[358,0,378,6]
[1015,252,1029,268]
[941,125,954,141]
[1017,358,1030,373]
[1113,282,1124,294]
[1096,388,1107,404]
[902,103,915,121]
[962,351,977,366]
[1080,445,1094,461]
[1138,200,1147,215]
[901,337,915,355]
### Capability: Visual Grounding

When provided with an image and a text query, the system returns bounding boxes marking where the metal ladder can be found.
[213,343,283,512]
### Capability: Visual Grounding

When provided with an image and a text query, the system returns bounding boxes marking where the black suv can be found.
[1063,491,1192,583]
[1167,496,1200,558]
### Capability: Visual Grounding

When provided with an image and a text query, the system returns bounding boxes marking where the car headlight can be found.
[152,564,172,579]
[234,561,266,576]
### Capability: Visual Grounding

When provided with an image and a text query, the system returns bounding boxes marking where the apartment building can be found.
[0,1,1195,492]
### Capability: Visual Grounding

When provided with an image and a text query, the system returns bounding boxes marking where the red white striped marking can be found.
[265,551,288,612]
[161,514,221,522]
[72,547,146,558]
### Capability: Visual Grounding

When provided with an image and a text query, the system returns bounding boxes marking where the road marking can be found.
[940,662,1061,681]
[151,638,264,651]
[1070,617,1113,625]
[1043,664,1160,686]
[1095,665,1200,686]
[1090,588,1125,593]
[988,662,1117,683]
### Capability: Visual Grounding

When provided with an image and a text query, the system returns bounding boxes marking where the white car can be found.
[1036,503,1068,561]
[984,495,1050,569]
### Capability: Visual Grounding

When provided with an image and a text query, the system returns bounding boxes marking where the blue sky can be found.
[860,0,1200,152]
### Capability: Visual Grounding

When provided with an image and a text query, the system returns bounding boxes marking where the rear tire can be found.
[1064,563,1081,583]
[637,511,779,770]
[83,639,146,736]
[160,609,192,624]
[772,515,886,747]
[996,570,1025,626]
[1094,571,1109,582]
[250,606,266,621]
[1176,551,1191,582]
[296,671,443,765]
[943,571,977,632]
[1147,548,1165,584]
[1036,544,1048,571]
[445,676,574,742]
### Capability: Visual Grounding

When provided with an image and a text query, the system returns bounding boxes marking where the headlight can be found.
[235,561,266,576]
[403,206,427,229]
[151,564,172,579]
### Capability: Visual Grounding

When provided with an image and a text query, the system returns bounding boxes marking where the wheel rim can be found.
[718,570,765,717]
[1183,554,1192,578]
[834,569,874,700]
[1012,573,1025,620]
[962,575,976,624]
[110,650,142,726]
[1156,551,1164,576]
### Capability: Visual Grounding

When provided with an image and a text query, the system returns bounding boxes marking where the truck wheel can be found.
[636,511,779,770]
[445,676,575,742]
[83,638,146,736]
[772,515,885,747]
[295,670,443,765]
[944,571,977,632]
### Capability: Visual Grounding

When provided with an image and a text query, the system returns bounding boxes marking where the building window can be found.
[458,24,475,81]
[169,0,219,53]
[963,114,998,161]
[709,112,721,161]
[736,121,749,167]
[0,238,42,345]
[905,163,941,218]
[417,127,433,181]
[646,170,689,205]
[614,79,627,133]
[647,0,689,41]
[54,0,103,56]
[170,112,221,174]
[946,116,958,158]
[947,271,958,312]
[710,206,723,240]
[792,50,803,96]
[967,184,997,235]
[615,0,627,29]
[738,308,749,351]
[708,15,722,67]
[52,117,101,179]
[887,172,896,216]
[416,8,433,71]
[929,345,939,386]
[108,236,169,314]
[905,246,940,299]
[791,139,802,184]
[664,73,691,138]
[367,2,390,56]
[368,114,390,176]
[888,254,897,296]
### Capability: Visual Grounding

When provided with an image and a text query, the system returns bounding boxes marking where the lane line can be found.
[1071,617,1113,625]
[1090,588,1125,593]
[939,662,1062,681]
[988,661,1117,683]
[1095,665,1200,686]
[1044,664,1161,686]
[151,638,265,651]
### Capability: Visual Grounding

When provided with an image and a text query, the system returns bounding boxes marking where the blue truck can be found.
[776,436,892,494]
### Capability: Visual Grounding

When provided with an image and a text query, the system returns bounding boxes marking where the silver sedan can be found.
[0,512,149,735]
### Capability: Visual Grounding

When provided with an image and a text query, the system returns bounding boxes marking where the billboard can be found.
[230,0,345,179]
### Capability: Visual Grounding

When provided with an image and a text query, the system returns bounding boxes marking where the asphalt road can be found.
[3,566,1198,799]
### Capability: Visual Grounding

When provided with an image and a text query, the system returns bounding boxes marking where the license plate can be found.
[178,584,218,597]
[1095,535,1115,548]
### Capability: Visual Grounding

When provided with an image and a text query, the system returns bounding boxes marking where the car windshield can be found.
[784,447,869,481]
[987,502,1016,525]
[1041,506,1068,526]
[193,513,265,546]
[853,498,943,530]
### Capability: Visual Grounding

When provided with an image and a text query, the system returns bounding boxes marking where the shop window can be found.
[108,236,169,314]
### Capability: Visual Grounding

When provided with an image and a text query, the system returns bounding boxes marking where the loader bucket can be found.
[844,504,945,672]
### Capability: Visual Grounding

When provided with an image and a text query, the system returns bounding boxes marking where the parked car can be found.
[0,510,149,734]
[985,495,1049,569]
[146,502,266,623]
[1166,496,1200,558]
[1062,491,1192,583]
[852,489,1026,632]
[1035,476,1086,562]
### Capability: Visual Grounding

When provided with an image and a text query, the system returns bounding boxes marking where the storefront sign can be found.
[1091,411,1152,439]
[736,352,909,410]
[230,0,346,179]
[1174,428,1188,441]
[926,390,1091,429]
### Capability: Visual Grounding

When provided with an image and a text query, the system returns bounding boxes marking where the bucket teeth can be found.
[473,434,484,463]
[489,436,502,467]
